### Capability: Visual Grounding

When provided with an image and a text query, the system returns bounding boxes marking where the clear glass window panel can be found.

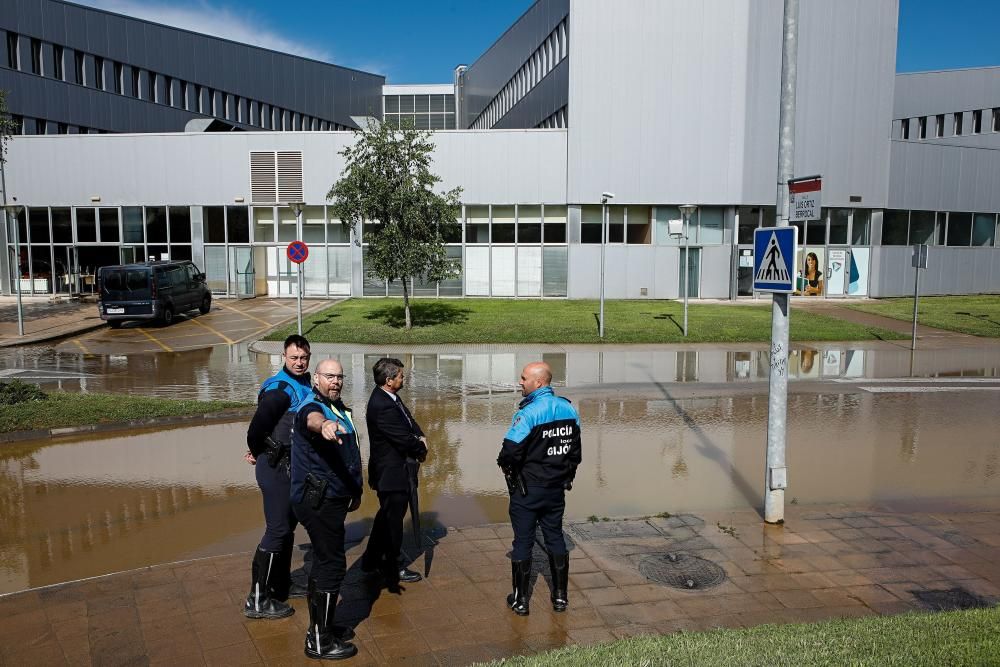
[277,207,297,242]
[123,207,143,244]
[76,208,97,242]
[429,114,445,130]
[327,220,349,244]
[226,206,249,243]
[517,246,542,297]
[581,224,602,244]
[51,207,72,243]
[303,246,327,296]
[440,246,463,296]
[445,95,455,113]
[792,220,806,246]
[204,245,228,293]
[698,207,724,245]
[543,246,568,297]
[414,114,430,130]
[465,246,490,296]
[29,208,49,243]
[413,272,437,296]
[99,207,120,242]
[444,115,456,130]
[937,212,947,245]
[387,276,404,296]
[430,95,445,112]
[385,95,399,113]
[946,212,972,246]
[493,224,515,243]
[492,205,515,225]
[253,207,275,242]
[851,210,871,245]
[608,206,625,243]
[971,213,996,247]
[543,205,566,223]
[544,223,566,243]
[328,246,351,295]
[29,245,52,294]
[466,223,489,243]
[466,205,488,224]
[362,247,386,296]
[829,208,849,244]
[168,206,191,242]
[737,207,759,245]
[909,211,936,245]
[303,206,324,226]
[654,206,681,246]
[491,246,516,296]
[519,205,541,225]
[414,95,430,112]
[204,206,226,243]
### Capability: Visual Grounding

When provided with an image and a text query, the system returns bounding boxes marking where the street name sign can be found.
[753,226,798,293]
[789,175,822,222]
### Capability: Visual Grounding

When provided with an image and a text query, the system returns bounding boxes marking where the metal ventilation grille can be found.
[250,152,277,203]
[249,151,303,203]
[277,151,304,203]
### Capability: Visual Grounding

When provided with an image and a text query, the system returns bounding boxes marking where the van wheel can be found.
[161,307,174,326]
[109,321,123,329]
[199,296,211,315]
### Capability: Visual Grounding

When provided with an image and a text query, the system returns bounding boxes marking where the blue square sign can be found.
[753,226,798,293]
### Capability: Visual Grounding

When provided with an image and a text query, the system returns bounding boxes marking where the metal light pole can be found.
[764,0,799,525]
[598,192,614,338]
[288,201,305,336]
[2,200,25,337]
[679,205,698,337]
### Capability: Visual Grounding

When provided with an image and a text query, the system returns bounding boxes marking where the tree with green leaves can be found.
[328,120,462,330]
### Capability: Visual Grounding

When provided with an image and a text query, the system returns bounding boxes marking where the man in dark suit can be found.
[361,357,428,589]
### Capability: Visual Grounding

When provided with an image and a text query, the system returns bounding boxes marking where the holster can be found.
[303,473,329,510]
[501,465,527,497]
[264,436,289,469]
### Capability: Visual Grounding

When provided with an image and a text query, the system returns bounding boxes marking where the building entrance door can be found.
[229,245,255,298]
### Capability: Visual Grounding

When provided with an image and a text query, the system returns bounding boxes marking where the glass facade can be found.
[383,94,457,130]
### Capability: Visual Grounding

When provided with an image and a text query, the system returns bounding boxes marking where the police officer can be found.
[497,361,581,616]
[292,358,362,661]
[243,334,312,620]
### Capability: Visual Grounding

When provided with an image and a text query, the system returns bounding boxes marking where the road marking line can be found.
[72,339,91,354]
[135,328,173,352]
[188,317,236,345]
[221,304,275,328]
[861,386,1000,393]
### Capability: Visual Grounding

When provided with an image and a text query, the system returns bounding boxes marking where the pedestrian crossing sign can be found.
[753,226,798,293]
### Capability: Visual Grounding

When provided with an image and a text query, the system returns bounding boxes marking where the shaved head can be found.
[518,361,552,396]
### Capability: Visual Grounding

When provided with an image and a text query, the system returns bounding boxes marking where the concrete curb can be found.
[0,320,108,348]
[0,408,254,444]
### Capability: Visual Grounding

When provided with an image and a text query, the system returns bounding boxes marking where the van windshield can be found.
[101,268,151,299]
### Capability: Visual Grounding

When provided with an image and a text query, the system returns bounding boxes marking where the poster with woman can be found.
[795,248,825,296]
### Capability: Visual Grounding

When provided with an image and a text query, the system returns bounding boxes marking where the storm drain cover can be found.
[638,552,726,590]
[911,587,992,612]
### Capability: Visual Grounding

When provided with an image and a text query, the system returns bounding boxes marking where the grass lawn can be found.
[0,392,251,434]
[846,294,1000,337]
[268,299,905,345]
[486,607,1000,666]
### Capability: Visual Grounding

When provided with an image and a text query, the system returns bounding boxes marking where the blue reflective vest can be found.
[258,367,313,445]
[291,392,363,503]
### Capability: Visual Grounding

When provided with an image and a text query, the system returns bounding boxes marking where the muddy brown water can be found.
[2,343,999,593]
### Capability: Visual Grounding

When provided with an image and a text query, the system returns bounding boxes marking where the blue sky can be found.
[76,0,999,82]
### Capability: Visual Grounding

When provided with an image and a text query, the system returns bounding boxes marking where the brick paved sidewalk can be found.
[2,503,999,665]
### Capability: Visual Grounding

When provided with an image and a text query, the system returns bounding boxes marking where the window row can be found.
[899,108,1000,140]
[882,210,999,248]
[441,205,567,244]
[5,206,191,245]
[383,94,456,114]
[3,114,109,135]
[737,208,872,247]
[382,113,457,130]
[2,30,343,132]
[471,18,569,129]
[537,106,568,129]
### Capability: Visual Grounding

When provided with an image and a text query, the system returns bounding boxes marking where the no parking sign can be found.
[287,240,309,264]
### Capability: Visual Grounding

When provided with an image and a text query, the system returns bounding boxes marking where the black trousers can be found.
[509,486,566,561]
[255,458,297,553]
[362,490,409,573]
[293,496,350,592]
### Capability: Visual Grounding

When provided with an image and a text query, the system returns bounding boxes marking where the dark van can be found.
[98,261,211,327]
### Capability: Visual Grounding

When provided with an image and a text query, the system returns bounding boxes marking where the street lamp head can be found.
[601,192,615,204]
[679,204,698,220]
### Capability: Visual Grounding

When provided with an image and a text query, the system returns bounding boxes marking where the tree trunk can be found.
[402,278,412,330]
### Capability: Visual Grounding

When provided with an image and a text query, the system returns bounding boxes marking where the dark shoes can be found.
[506,559,531,616]
[548,553,569,612]
[397,567,423,583]
[244,548,294,620]
[304,580,357,661]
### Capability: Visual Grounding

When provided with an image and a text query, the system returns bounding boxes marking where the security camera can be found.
[601,192,615,200]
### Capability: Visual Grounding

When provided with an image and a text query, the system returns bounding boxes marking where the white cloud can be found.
[75,0,336,64]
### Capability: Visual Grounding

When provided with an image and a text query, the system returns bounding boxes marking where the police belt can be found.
[263,435,290,468]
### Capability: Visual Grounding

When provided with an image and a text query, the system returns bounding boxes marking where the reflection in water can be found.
[3,357,1000,593]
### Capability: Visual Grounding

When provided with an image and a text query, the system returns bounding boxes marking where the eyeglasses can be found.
[318,373,345,382]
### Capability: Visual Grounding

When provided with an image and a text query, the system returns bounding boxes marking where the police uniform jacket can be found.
[291,391,363,504]
[498,386,582,488]
[246,367,313,458]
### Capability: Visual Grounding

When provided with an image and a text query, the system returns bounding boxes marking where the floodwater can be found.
[2,342,1000,593]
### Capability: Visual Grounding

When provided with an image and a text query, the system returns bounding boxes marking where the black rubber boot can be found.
[304,580,358,660]
[549,553,569,612]
[271,544,307,600]
[506,559,531,616]
[244,548,294,619]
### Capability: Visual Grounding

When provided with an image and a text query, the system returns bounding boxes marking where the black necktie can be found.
[395,398,412,429]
